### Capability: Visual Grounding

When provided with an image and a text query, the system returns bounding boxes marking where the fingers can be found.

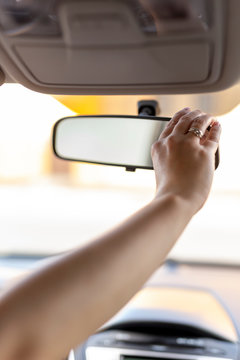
[160,107,191,139]
[187,113,216,140]
[173,110,214,136]
[204,122,221,150]
[160,108,220,149]
[172,109,201,134]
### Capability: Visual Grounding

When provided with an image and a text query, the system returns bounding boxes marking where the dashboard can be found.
[1,256,240,360]
[70,261,240,360]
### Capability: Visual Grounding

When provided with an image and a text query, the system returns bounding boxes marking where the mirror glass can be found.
[53,115,170,170]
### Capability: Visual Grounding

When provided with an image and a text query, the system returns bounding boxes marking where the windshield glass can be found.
[0,84,239,264]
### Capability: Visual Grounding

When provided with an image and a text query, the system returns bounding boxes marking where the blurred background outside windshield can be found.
[0,84,240,265]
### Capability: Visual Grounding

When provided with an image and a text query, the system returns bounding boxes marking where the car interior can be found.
[0,1,240,360]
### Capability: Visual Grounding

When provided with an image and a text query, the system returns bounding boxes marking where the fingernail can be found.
[213,121,220,127]
[183,107,191,110]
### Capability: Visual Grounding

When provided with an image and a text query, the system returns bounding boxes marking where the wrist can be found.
[152,191,197,218]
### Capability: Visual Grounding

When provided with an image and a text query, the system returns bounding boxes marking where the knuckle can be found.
[198,113,207,118]
[176,108,188,115]
[193,116,204,125]
[165,121,172,129]
[180,109,201,121]
[199,148,208,159]
[195,109,202,115]
[180,113,191,121]
[151,141,160,155]
[167,135,177,147]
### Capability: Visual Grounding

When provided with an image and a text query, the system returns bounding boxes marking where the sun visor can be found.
[0,0,239,95]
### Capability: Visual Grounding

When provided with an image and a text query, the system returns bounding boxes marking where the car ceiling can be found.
[0,0,240,115]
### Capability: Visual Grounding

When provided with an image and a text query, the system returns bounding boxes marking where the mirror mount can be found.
[138,100,160,117]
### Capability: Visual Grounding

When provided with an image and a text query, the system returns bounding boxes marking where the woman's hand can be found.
[151,108,221,213]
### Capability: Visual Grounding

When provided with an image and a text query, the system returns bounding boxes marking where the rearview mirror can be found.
[53,115,170,171]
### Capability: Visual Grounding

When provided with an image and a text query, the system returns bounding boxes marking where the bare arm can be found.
[0,108,221,360]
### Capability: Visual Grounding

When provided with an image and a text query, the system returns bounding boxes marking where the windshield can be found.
[0,84,239,264]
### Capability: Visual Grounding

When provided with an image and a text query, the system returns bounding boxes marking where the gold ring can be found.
[187,127,203,138]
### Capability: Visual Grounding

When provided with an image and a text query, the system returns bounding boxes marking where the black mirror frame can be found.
[52,115,171,172]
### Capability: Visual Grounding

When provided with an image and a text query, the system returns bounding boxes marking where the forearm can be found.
[0,194,194,360]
